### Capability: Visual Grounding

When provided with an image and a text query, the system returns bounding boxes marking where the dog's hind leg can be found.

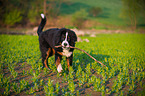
[41,48,51,69]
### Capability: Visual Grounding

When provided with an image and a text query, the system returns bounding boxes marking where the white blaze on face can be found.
[61,32,72,57]
[62,32,69,48]
[57,63,63,73]
[65,32,68,41]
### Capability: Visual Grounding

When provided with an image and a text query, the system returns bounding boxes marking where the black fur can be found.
[37,14,77,71]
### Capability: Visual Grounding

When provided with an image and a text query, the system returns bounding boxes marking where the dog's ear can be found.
[73,31,77,42]
[69,30,77,42]
[57,28,66,36]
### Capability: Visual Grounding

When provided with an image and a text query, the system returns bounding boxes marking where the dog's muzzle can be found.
[62,41,70,49]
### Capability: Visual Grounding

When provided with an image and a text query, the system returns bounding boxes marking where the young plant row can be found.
[0,34,145,95]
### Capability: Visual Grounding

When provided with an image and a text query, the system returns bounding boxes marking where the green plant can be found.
[12,82,18,93]
[101,85,105,96]
[72,9,88,29]
[27,9,38,24]
[86,63,91,75]
[29,87,35,94]
[4,9,22,26]
[68,66,74,80]
[39,79,44,86]
[32,72,39,83]
[76,90,80,96]
[44,78,54,96]
[89,7,102,17]
[93,77,101,92]
[43,68,49,75]
[68,80,75,94]
[65,25,77,29]
[0,34,145,95]
[0,74,3,88]
[4,83,10,95]
[76,65,82,78]
[55,82,60,94]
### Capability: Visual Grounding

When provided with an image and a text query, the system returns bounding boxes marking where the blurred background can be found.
[0,0,144,34]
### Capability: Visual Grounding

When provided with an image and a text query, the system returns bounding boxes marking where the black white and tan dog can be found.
[37,14,77,73]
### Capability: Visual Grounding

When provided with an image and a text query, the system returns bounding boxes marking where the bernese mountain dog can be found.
[37,14,77,73]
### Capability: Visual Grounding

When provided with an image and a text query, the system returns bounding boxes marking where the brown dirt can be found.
[1,61,144,96]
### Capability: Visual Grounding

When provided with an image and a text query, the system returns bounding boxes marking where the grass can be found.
[0,34,145,95]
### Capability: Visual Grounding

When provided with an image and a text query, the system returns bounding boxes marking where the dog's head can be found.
[55,28,77,49]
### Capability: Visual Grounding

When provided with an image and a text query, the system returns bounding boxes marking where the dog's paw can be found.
[57,64,63,73]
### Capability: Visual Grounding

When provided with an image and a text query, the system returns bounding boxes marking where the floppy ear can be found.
[69,30,77,42]
[73,31,77,42]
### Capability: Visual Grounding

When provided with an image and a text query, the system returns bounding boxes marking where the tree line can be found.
[0,0,70,27]
[0,0,144,29]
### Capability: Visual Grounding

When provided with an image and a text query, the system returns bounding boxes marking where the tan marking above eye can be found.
[59,42,62,44]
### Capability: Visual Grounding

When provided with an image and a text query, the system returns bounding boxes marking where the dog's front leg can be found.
[55,54,63,73]
[66,54,73,70]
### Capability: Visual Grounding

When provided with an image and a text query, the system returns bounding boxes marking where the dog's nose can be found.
[64,43,67,46]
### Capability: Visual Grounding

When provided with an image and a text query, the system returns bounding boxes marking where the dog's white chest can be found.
[62,49,72,57]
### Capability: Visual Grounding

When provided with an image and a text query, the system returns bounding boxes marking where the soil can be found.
[1,61,144,96]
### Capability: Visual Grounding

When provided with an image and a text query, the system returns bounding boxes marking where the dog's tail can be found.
[37,14,46,36]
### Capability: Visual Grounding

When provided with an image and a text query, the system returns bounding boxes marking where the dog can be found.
[37,14,77,73]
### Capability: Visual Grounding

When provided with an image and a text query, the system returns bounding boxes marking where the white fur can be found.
[61,32,72,57]
[62,32,69,48]
[57,64,63,73]
[41,13,45,19]
[62,49,72,57]
[65,32,68,41]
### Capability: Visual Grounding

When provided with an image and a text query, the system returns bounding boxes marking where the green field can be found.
[61,0,124,26]
[61,0,144,27]
[0,34,145,95]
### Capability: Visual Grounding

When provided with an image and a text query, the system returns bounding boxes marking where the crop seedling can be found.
[32,72,39,84]
[85,73,90,88]
[78,71,86,87]
[29,87,35,94]
[101,85,105,96]
[12,82,18,93]
[55,81,60,94]
[0,34,145,95]
[68,66,74,80]
[76,90,80,96]
[86,63,91,75]
[93,77,102,92]
[44,78,54,96]
[68,79,75,94]
[76,65,82,78]
[4,84,10,95]
[0,74,3,87]
[39,79,44,86]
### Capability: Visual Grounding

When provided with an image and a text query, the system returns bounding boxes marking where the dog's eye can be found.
[61,35,65,41]
[67,36,70,41]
